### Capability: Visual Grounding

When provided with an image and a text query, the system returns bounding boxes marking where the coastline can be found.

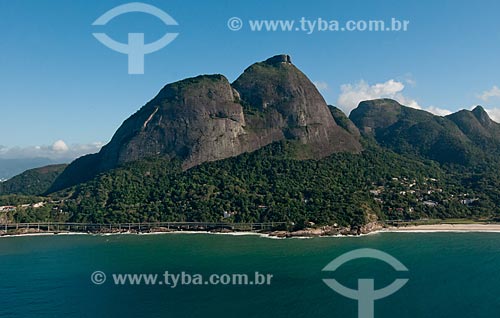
[382,223,500,233]
[0,229,286,240]
[3,222,500,239]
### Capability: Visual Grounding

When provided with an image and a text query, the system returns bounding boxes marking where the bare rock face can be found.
[49,55,361,192]
[233,55,362,159]
[98,74,250,170]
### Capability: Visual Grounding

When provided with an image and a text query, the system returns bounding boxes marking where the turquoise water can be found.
[1,232,500,317]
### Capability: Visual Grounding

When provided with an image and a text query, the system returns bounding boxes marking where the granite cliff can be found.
[49,55,361,192]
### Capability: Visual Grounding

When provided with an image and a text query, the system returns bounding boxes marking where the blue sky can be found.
[2,0,500,158]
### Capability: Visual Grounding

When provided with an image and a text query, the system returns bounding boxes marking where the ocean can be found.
[1,232,500,317]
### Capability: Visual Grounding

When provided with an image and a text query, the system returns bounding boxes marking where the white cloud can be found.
[313,81,329,92]
[336,79,453,117]
[478,86,500,102]
[396,73,416,87]
[404,77,416,86]
[52,140,69,152]
[425,106,452,117]
[473,86,500,123]
[483,108,500,123]
[0,141,104,160]
[337,79,421,114]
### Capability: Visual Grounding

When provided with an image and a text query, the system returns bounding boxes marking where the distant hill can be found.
[0,164,67,196]
[0,158,67,180]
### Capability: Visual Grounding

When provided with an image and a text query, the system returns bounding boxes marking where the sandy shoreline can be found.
[382,223,500,233]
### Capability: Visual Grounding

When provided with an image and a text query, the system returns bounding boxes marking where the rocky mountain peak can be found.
[264,54,292,65]
[48,55,361,192]
[471,105,492,125]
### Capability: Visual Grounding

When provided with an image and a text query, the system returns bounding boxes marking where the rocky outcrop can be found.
[49,55,362,192]
[267,222,385,238]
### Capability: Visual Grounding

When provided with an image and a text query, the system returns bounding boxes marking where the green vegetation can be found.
[0,164,66,196]
[0,195,47,206]
[5,102,500,228]
[1,141,483,227]
[4,140,500,228]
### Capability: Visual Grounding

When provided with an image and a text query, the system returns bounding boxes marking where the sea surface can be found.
[1,232,500,317]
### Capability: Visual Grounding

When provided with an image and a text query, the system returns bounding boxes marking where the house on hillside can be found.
[0,206,16,212]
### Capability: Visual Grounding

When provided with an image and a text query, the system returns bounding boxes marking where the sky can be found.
[2,0,500,159]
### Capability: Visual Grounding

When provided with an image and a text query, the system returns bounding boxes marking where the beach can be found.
[384,223,500,233]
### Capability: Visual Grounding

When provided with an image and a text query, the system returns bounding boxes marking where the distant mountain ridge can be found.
[349,99,500,165]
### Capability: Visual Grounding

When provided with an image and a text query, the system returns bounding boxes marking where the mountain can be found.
[446,106,500,152]
[8,56,500,228]
[49,55,361,192]
[349,99,481,165]
[0,164,67,196]
[232,55,361,157]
